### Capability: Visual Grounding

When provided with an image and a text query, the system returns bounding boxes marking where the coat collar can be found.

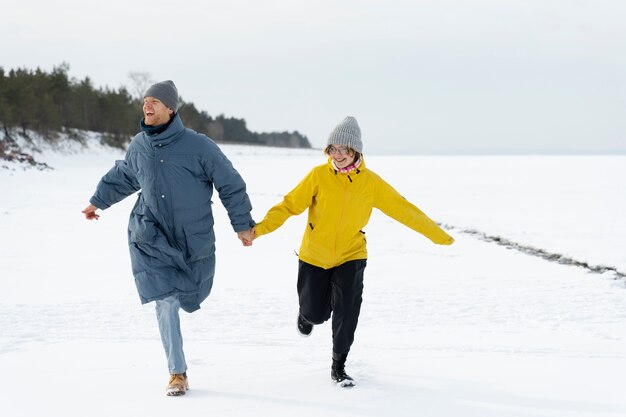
[143,113,185,148]
[326,156,366,175]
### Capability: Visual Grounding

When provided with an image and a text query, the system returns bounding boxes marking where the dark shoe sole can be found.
[333,378,356,388]
[166,385,189,396]
[298,328,313,337]
[297,316,313,337]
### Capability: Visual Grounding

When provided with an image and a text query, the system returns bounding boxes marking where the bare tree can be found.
[127,72,155,101]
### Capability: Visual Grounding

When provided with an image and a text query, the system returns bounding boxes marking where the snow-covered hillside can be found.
[1,140,625,417]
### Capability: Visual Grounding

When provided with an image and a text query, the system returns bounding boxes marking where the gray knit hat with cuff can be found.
[327,116,363,153]
[144,80,179,111]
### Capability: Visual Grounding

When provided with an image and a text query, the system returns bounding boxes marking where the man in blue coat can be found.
[82,80,255,396]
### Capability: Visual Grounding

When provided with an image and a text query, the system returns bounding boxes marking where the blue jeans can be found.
[155,293,187,375]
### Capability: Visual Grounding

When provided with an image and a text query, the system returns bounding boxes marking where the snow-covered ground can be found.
[1,139,625,417]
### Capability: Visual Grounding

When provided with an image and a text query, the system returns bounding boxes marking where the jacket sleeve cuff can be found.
[232,219,256,233]
[254,222,267,237]
[89,196,110,210]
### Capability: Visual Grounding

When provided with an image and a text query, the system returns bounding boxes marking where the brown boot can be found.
[166,372,189,396]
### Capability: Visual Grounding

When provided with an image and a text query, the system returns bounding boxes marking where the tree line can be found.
[0,64,311,149]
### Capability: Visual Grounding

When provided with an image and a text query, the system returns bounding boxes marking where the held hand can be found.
[237,227,255,247]
[82,204,100,220]
[237,230,251,246]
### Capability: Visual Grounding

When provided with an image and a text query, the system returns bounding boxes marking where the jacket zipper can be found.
[334,174,350,266]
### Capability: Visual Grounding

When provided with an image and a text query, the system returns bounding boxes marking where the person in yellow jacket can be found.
[252,116,454,387]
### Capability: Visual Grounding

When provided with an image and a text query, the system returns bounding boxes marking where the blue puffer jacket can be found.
[90,114,254,312]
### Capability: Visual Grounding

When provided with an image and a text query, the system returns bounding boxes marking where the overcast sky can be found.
[2,0,625,154]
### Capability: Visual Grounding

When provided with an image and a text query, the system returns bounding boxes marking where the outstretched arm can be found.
[254,169,317,238]
[89,156,141,211]
[374,176,454,245]
[206,143,255,235]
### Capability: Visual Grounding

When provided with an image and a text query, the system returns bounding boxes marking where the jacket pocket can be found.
[183,223,215,262]
[129,202,158,244]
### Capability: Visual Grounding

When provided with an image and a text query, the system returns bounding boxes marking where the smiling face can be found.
[143,97,174,126]
[327,144,356,169]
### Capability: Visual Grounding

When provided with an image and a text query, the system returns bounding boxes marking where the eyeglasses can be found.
[327,146,352,155]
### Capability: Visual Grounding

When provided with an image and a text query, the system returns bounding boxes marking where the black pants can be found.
[297,259,366,355]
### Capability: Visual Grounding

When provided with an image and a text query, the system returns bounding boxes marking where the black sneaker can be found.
[297,314,313,337]
[331,353,355,387]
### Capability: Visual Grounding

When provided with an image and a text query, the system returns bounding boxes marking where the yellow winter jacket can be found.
[255,158,454,269]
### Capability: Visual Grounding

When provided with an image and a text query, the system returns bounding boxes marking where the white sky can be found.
[2,0,625,154]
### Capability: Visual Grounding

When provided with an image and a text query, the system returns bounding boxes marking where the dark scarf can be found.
[140,114,175,136]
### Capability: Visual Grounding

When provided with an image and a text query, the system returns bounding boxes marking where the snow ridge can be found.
[444,224,626,280]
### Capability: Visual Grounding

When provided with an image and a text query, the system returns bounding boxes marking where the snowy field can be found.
[1,139,626,417]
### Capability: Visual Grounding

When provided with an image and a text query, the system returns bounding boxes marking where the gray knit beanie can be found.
[326,116,363,153]
[144,80,179,111]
